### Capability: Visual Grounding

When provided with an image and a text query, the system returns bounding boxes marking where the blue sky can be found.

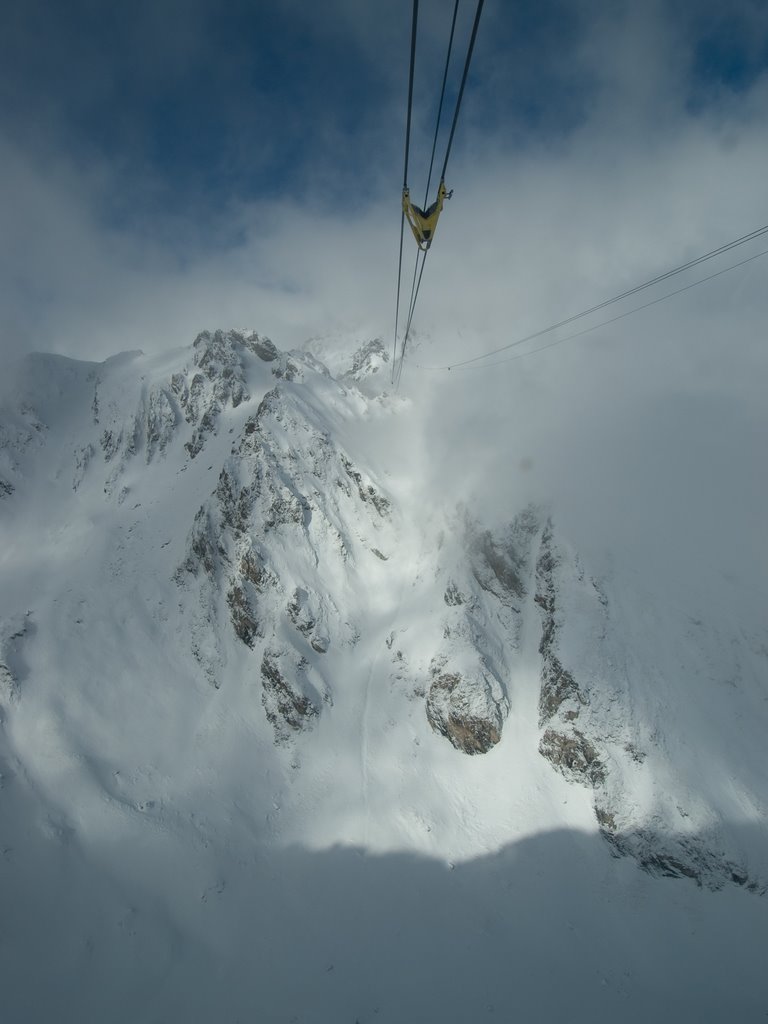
[1,0,768,360]
[3,0,767,222]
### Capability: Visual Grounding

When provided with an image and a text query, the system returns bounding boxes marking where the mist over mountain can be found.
[1,328,766,1021]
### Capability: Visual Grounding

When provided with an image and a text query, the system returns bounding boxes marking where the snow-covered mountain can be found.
[1,329,767,1022]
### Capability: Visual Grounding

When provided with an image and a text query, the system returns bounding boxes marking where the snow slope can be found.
[1,329,767,1022]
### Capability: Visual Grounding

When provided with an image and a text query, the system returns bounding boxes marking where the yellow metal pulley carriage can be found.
[402,181,452,251]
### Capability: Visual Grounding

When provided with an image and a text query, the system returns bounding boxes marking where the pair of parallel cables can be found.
[419,222,768,372]
[392,2,768,383]
[392,0,485,388]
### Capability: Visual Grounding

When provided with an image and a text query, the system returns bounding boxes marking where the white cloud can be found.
[1,1,766,593]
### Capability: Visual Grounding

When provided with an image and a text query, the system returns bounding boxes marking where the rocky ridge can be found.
[534,522,765,892]
[179,361,395,741]
[1,328,765,893]
[422,508,541,754]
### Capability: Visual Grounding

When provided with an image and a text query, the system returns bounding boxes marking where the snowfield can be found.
[0,329,766,1022]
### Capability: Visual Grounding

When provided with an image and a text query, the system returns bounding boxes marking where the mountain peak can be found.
[1,325,766,1019]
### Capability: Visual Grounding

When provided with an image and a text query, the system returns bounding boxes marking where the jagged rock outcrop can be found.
[252,337,279,362]
[1,327,766,903]
[535,520,605,788]
[604,825,765,893]
[425,507,541,754]
[0,659,16,709]
[0,615,32,710]
[0,410,45,496]
[340,338,389,393]
[77,329,281,498]
[180,362,393,740]
[72,444,94,490]
[288,588,330,654]
[141,386,177,461]
[470,526,531,610]
[177,329,261,457]
[534,519,762,892]
[539,727,606,786]
[261,647,320,743]
[426,668,506,755]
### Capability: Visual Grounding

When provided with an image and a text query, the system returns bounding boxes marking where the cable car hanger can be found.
[393,0,486,387]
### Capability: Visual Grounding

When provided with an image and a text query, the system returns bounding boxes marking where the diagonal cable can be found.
[392,0,420,384]
[422,222,768,371]
[422,246,768,372]
[440,0,485,184]
[424,0,460,206]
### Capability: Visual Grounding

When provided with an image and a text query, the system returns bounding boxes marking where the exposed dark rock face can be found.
[426,671,504,755]
[536,521,588,728]
[288,588,330,654]
[602,827,766,893]
[425,507,542,755]
[180,370,392,741]
[340,455,390,516]
[100,428,122,461]
[469,507,540,615]
[471,531,526,606]
[261,648,319,742]
[180,330,256,458]
[535,521,594,784]
[72,445,94,491]
[538,727,606,786]
[252,337,279,362]
[53,330,278,502]
[227,584,261,648]
[2,331,765,899]
[0,399,48,499]
[340,338,389,392]
[538,652,584,726]
[183,507,221,577]
[533,518,761,894]
[0,616,32,708]
[96,382,178,470]
[271,356,302,381]
[0,411,45,496]
[142,386,177,462]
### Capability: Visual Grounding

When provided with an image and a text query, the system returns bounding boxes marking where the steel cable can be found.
[420,222,768,371]
[395,0,485,388]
